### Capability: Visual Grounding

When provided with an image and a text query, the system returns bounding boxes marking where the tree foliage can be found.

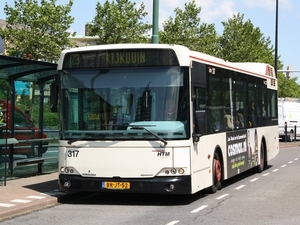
[86,0,152,44]
[277,73,300,97]
[159,0,218,54]
[218,13,276,65]
[0,0,75,62]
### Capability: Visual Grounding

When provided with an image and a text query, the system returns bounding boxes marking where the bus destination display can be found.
[63,49,179,69]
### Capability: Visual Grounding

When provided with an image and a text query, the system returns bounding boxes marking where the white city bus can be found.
[54,44,279,194]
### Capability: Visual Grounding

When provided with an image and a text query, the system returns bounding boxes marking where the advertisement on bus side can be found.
[226,129,258,177]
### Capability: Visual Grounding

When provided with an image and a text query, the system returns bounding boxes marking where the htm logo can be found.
[157,152,170,157]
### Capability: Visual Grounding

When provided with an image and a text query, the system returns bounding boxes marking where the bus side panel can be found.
[173,147,191,175]
[190,133,227,194]
[262,125,279,161]
[189,127,279,194]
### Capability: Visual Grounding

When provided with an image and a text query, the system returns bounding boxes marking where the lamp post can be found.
[274,0,278,76]
[151,0,159,44]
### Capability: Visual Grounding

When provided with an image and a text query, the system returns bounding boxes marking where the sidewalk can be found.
[0,172,63,222]
[279,140,300,148]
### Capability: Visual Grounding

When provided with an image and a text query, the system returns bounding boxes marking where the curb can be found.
[0,197,58,222]
[279,142,300,148]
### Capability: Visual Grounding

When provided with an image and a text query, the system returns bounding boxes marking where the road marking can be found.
[0,203,15,207]
[11,199,32,203]
[166,221,180,225]
[26,195,46,200]
[272,169,279,172]
[191,205,208,213]
[250,178,259,182]
[281,165,287,168]
[235,185,246,190]
[216,194,229,200]
[262,173,270,176]
[295,158,299,160]
[288,161,293,164]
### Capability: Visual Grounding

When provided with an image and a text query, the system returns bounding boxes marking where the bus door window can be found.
[193,86,206,134]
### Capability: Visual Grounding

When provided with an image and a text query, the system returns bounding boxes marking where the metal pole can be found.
[274,0,278,76]
[151,0,159,44]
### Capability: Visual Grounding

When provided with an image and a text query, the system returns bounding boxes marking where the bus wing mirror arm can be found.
[192,132,201,144]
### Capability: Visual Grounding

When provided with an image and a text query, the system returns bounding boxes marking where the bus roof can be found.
[58,43,275,78]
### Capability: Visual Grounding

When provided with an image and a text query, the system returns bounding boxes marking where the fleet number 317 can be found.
[67,150,79,157]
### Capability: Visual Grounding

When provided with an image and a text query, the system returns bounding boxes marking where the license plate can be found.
[102,182,130,189]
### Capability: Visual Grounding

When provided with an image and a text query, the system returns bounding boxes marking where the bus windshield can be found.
[59,66,190,141]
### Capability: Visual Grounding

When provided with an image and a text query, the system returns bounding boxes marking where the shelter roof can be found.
[0,55,57,83]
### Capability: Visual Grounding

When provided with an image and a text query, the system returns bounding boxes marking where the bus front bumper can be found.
[58,174,191,194]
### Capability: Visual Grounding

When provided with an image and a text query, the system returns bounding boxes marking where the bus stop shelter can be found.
[0,55,57,182]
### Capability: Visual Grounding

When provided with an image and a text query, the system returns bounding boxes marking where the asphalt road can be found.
[1,144,300,225]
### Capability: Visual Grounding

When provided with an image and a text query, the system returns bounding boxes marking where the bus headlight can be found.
[161,167,187,176]
[178,168,185,174]
[170,168,177,174]
[60,166,77,174]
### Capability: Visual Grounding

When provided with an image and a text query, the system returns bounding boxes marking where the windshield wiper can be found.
[67,133,108,144]
[128,125,168,147]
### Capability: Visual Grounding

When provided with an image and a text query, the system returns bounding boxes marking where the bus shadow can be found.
[58,165,273,206]
[58,189,208,206]
[221,164,273,190]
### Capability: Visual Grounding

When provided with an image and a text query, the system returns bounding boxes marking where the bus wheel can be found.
[209,152,222,193]
[257,142,265,173]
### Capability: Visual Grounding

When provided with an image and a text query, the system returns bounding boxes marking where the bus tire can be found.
[209,152,222,193]
[256,142,265,173]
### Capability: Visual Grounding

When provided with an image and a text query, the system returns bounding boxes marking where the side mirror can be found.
[192,132,201,144]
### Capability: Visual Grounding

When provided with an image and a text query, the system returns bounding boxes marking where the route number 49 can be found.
[67,150,79,157]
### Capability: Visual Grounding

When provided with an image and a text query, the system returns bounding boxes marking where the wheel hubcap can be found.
[214,159,221,181]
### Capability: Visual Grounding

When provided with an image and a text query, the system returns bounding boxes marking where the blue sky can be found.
[0,0,299,80]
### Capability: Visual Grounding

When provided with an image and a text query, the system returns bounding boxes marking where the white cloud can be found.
[199,0,236,23]
[143,0,237,26]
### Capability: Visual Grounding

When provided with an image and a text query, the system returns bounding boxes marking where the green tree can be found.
[159,0,218,54]
[86,0,152,44]
[0,0,75,62]
[218,13,275,65]
[278,73,300,97]
[0,80,10,99]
